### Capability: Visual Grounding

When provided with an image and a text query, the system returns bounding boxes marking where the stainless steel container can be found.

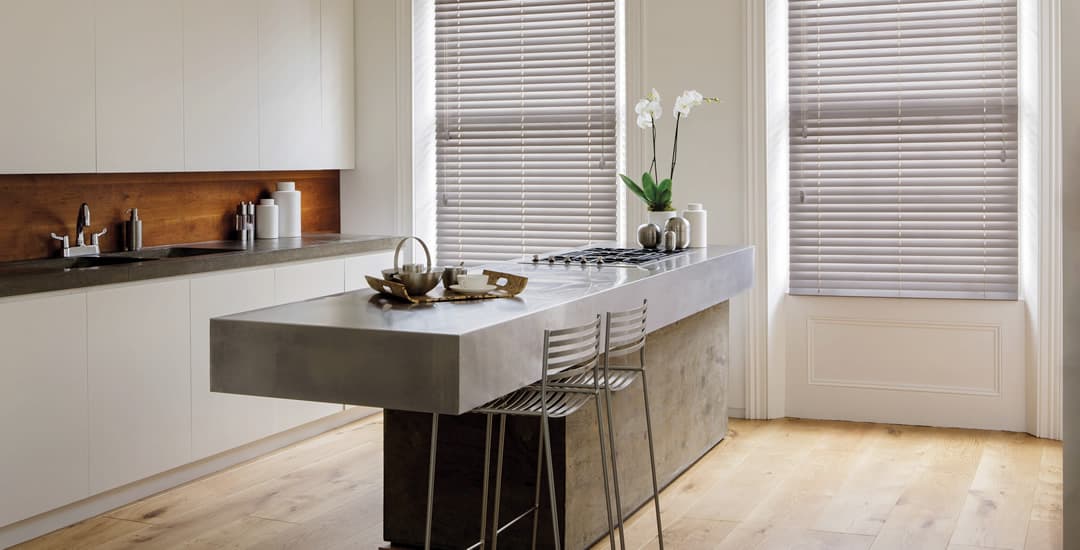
[441,266,468,288]
[637,223,662,249]
[664,216,691,249]
[662,230,678,251]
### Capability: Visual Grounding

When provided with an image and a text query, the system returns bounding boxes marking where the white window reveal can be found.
[788,0,1018,299]
[434,0,618,264]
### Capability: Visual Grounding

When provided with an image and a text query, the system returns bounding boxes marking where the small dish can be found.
[449,284,497,295]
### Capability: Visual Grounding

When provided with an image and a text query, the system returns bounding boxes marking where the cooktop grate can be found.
[529,247,686,266]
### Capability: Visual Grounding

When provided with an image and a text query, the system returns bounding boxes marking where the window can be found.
[788,0,1018,299]
[434,0,617,265]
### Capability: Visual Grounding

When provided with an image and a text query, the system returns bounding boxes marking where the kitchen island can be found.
[210,245,753,549]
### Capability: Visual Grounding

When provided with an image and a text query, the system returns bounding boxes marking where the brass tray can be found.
[366,269,527,304]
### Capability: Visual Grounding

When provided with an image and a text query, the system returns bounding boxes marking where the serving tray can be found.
[365,269,527,304]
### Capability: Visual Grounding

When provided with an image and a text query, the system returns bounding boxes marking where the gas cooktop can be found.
[527,247,686,267]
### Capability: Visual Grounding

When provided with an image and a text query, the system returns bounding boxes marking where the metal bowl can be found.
[395,269,443,296]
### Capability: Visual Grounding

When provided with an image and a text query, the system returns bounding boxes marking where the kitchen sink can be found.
[132,246,242,259]
[63,256,152,269]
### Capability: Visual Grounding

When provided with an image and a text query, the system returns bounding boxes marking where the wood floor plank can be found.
[16,417,1059,550]
[716,526,875,550]
[107,416,382,525]
[1029,442,1063,523]
[637,518,738,550]
[11,516,149,550]
[949,434,1044,550]
[1023,519,1063,550]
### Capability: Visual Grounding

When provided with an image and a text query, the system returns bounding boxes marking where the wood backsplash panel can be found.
[0,170,340,262]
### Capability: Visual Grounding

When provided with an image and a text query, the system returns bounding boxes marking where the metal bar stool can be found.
[423,315,618,550]
[601,300,664,550]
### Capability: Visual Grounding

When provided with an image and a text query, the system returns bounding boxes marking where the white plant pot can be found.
[647,210,676,228]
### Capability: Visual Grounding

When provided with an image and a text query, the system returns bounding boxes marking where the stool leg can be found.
[541,414,561,550]
[491,415,507,550]
[478,414,494,550]
[595,396,617,550]
[425,413,439,550]
[641,369,664,550]
[603,383,627,550]
[531,415,545,550]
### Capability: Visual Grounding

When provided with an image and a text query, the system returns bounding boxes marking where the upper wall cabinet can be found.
[321,0,356,169]
[0,1,95,174]
[183,0,260,171]
[0,0,354,174]
[95,0,185,172]
[258,0,323,170]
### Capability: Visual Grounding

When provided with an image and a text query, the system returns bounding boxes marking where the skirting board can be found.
[0,407,380,548]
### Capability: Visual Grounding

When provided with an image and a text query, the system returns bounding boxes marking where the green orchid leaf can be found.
[642,171,657,203]
[659,178,672,206]
[619,174,647,202]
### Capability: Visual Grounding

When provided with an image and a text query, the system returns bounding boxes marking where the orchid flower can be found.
[619,87,721,211]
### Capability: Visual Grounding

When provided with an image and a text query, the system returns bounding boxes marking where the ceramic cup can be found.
[459,274,489,289]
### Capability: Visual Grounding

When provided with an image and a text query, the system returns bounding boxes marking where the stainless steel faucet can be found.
[51,202,107,257]
[75,203,90,246]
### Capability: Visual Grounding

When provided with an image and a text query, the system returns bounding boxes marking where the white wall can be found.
[632,0,750,414]
[1060,0,1079,544]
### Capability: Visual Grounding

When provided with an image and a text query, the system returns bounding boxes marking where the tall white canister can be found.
[272,181,302,237]
[684,203,708,247]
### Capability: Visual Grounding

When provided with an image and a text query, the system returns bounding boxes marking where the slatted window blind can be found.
[788,0,1018,299]
[435,0,617,265]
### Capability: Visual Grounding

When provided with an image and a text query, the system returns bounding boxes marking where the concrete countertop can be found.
[0,234,399,298]
[210,244,755,415]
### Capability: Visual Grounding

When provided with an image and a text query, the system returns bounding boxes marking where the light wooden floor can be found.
[14,415,1062,550]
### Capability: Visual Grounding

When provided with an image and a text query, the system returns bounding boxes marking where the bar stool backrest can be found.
[542,315,603,389]
[604,299,648,359]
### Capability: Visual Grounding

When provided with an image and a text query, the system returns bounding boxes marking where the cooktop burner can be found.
[528,247,686,267]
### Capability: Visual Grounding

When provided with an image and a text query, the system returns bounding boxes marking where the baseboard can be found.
[728,407,747,419]
[0,407,380,549]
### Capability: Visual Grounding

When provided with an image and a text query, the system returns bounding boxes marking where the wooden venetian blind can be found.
[435,0,617,264]
[788,0,1018,299]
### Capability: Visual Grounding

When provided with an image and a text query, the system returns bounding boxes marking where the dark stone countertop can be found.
[0,234,399,298]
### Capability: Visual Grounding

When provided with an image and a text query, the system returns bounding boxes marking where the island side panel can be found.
[382,301,729,550]
[565,300,730,549]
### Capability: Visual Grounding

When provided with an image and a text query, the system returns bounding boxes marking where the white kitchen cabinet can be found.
[87,279,191,494]
[0,0,95,173]
[190,268,277,460]
[272,258,346,430]
[344,251,395,292]
[95,0,185,172]
[258,0,323,170]
[0,293,89,526]
[321,0,356,169]
[183,0,260,171]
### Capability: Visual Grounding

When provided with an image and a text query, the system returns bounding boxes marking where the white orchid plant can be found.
[620,88,720,212]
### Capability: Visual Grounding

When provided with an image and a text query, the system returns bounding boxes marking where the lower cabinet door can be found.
[87,279,191,494]
[0,293,90,526]
[344,251,394,292]
[190,268,277,460]
[272,259,346,431]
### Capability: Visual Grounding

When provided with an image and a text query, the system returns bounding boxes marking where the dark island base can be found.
[383,301,730,550]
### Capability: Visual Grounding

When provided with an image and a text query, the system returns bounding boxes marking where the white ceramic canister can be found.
[684,203,708,247]
[255,198,279,239]
[272,181,302,237]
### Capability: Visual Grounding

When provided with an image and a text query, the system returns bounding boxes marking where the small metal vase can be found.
[637,223,662,249]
